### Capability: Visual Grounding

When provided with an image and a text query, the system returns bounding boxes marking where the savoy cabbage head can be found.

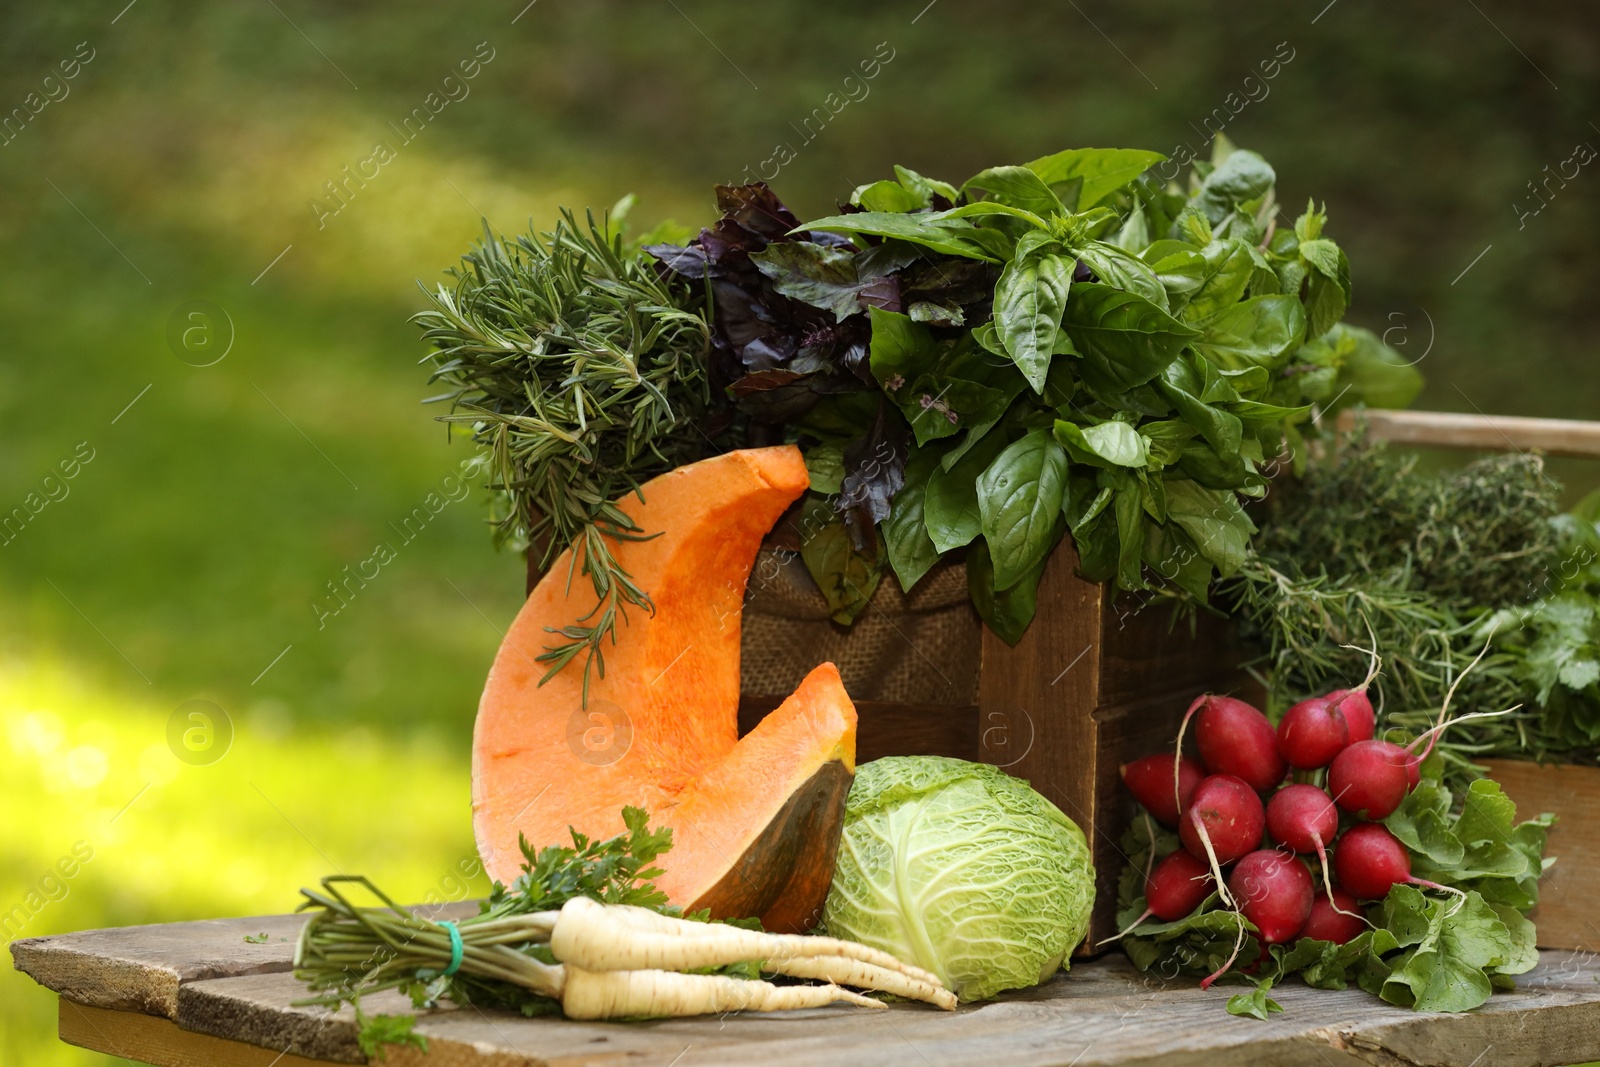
[821,755,1095,1001]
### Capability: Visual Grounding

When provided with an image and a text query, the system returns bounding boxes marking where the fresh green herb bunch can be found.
[1253,441,1563,608]
[413,209,720,697]
[649,137,1423,640]
[1227,436,1600,768]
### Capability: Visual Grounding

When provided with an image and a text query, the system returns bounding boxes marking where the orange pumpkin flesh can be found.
[472,445,857,932]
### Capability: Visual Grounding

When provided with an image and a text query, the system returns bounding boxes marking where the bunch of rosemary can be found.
[1224,436,1591,769]
[413,208,722,698]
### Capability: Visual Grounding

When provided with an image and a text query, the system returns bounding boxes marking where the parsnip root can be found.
[551,898,946,990]
[560,965,885,1020]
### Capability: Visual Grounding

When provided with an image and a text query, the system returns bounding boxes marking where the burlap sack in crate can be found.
[739,549,981,707]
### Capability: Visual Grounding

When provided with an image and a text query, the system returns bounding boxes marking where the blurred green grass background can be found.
[1,2,1595,1063]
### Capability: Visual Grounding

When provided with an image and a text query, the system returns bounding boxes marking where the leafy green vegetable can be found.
[1226,979,1284,1021]
[822,756,1095,1001]
[439,139,1420,668]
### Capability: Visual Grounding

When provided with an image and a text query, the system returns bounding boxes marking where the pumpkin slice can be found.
[472,445,857,932]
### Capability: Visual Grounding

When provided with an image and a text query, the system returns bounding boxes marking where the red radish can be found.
[1227,850,1314,944]
[1179,775,1266,864]
[1145,849,1213,921]
[1266,784,1338,854]
[1327,688,1375,742]
[1333,823,1422,900]
[1267,784,1345,908]
[1327,739,1412,820]
[1179,694,1287,792]
[1300,888,1368,944]
[1121,753,1205,827]
[1276,694,1350,769]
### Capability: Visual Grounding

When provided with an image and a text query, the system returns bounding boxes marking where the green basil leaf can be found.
[1072,505,1120,583]
[799,211,997,261]
[1112,476,1146,588]
[1180,239,1256,324]
[1060,283,1199,397]
[805,443,845,494]
[967,536,1051,646]
[1146,246,1209,311]
[994,241,1073,392]
[797,497,884,625]
[895,164,960,203]
[851,179,925,213]
[1064,470,1113,534]
[881,448,942,593]
[924,425,1011,552]
[1158,357,1244,456]
[977,428,1069,589]
[1303,245,1352,338]
[867,306,934,380]
[1299,237,1342,279]
[1053,419,1150,468]
[1142,522,1212,603]
[1192,149,1276,224]
[1191,294,1307,372]
[1024,147,1167,210]
[1139,419,1198,467]
[1329,323,1424,409]
[1076,242,1170,311]
[1228,399,1312,429]
[962,164,1067,219]
[1114,195,1150,254]
[1163,478,1256,577]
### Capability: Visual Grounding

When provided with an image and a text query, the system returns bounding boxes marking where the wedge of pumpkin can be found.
[473,445,857,933]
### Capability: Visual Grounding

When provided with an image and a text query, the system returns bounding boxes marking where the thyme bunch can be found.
[413,209,722,698]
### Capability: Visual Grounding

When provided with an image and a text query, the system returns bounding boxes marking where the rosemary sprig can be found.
[413,208,721,700]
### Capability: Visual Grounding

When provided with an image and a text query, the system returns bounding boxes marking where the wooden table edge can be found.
[59,998,342,1067]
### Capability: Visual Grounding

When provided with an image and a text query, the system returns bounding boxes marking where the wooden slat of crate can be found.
[39,939,1600,1067]
[1481,759,1600,952]
[976,543,1258,950]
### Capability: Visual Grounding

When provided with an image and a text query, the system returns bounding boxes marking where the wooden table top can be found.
[13,909,1600,1067]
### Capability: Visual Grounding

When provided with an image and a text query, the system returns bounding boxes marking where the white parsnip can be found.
[550,898,946,990]
[560,965,885,1020]
[763,956,956,1011]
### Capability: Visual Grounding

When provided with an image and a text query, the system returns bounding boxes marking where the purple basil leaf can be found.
[644,244,710,278]
[837,401,909,550]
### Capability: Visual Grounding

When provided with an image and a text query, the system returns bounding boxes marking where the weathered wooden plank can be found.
[1482,758,1600,953]
[1097,594,1251,709]
[1336,408,1600,459]
[977,541,1111,944]
[56,951,1600,1067]
[60,999,334,1067]
[11,912,305,1018]
[11,902,480,1020]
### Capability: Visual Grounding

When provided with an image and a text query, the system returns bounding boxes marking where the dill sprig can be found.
[413,209,721,699]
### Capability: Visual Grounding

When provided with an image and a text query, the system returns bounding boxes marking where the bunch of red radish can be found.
[1120,676,1459,982]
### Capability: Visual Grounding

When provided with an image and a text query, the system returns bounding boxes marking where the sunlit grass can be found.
[0,651,489,1067]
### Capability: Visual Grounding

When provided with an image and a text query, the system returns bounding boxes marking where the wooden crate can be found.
[1482,759,1600,952]
[731,539,1256,953]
